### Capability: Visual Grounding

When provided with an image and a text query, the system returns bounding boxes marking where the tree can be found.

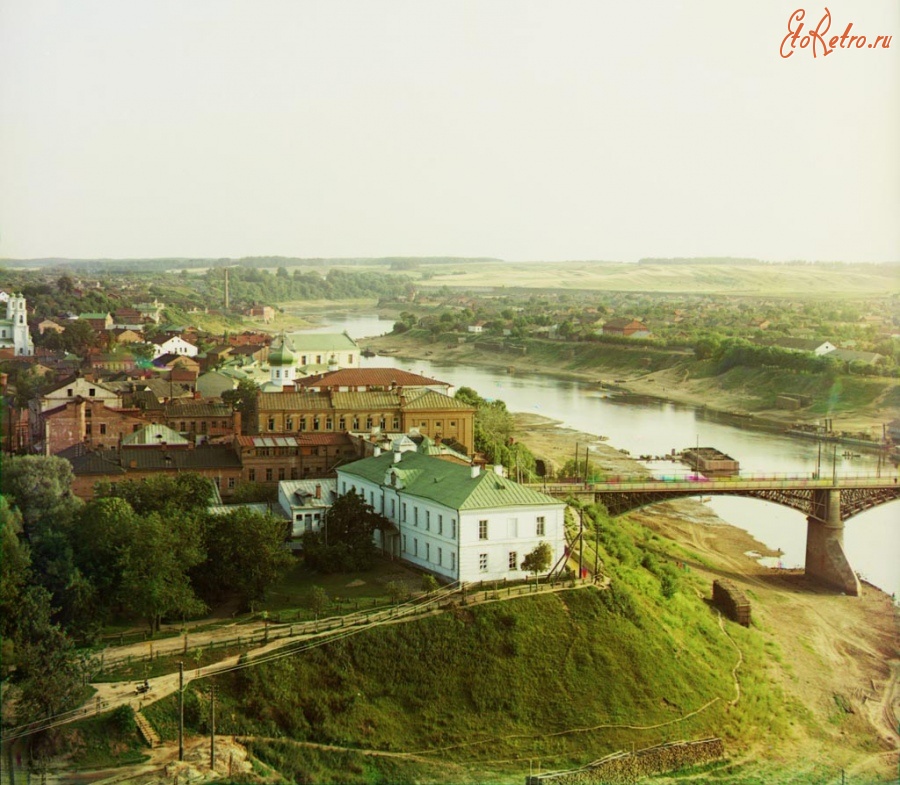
[421,574,439,595]
[221,378,259,430]
[193,508,292,610]
[521,542,553,581]
[118,512,206,633]
[301,491,387,573]
[97,473,214,516]
[0,455,81,535]
[308,585,329,620]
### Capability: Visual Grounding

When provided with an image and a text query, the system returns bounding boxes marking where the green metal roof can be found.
[122,424,189,446]
[339,452,562,511]
[286,333,358,352]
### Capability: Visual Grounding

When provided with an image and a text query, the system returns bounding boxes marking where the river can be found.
[290,311,900,598]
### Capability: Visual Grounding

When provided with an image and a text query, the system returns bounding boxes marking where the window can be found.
[425,510,430,530]
[326,417,333,430]
[228,477,235,489]
[392,417,400,430]
[278,468,285,480]
[508,552,518,570]
[248,469,256,481]
[390,499,395,517]
[426,542,430,562]
[536,516,546,536]
[402,534,407,552]
[479,520,488,540]
[286,417,293,430]
[420,421,427,428]
[402,503,407,522]
[313,417,320,431]
[435,421,442,429]
[352,416,360,429]
[479,553,488,572]
[438,515,443,535]
[85,423,92,435]
[451,518,457,539]
[67,388,74,397]
[438,547,442,565]
[180,421,186,432]
[268,417,275,431]
[414,507,418,526]
[414,538,418,556]
[89,388,96,397]
[365,416,373,429]
[300,417,307,432]
[451,552,456,571]
[265,468,273,482]
[450,421,456,427]
[99,423,107,435]
[275,369,280,378]
[339,416,346,430]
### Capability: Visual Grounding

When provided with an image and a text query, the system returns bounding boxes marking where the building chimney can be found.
[470,464,481,479]
[393,450,402,464]
[315,483,321,499]
[374,446,382,457]
[493,464,504,476]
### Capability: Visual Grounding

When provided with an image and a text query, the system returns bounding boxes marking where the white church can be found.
[0,294,35,356]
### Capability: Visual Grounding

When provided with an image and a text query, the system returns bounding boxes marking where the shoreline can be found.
[365,333,896,453]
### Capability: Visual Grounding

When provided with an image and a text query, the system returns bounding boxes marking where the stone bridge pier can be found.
[805,489,861,596]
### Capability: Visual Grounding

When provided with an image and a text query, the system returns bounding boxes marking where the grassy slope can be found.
[140,515,837,784]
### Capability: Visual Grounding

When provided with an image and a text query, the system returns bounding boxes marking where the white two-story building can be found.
[336,451,566,584]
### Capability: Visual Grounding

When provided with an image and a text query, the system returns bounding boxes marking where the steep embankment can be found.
[138,515,898,783]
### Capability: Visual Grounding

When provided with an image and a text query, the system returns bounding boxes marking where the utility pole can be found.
[578,508,584,581]
[210,682,216,771]
[832,444,838,485]
[178,661,184,762]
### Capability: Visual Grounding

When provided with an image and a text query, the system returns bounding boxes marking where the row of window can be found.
[249,466,319,482]
[402,536,457,571]
[268,416,460,433]
[479,517,545,539]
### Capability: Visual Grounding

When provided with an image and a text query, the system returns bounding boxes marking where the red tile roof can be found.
[296,368,449,389]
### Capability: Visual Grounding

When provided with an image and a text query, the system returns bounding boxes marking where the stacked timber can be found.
[712,580,751,626]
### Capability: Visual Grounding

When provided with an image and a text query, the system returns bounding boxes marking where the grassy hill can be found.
[135,511,863,784]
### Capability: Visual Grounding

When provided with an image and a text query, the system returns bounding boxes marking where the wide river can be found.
[295,312,900,598]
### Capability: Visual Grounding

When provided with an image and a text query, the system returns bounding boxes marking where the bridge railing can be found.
[533,472,898,493]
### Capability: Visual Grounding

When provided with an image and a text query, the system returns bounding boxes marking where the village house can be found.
[277,478,337,548]
[336,451,566,583]
[601,318,650,338]
[152,335,199,359]
[162,399,238,442]
[771,338,836,356]
[88,352,138,374]
[246,305,276,322]
[79,312,114,331]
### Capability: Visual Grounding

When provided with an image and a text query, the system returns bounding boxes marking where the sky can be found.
[1,1,898,262]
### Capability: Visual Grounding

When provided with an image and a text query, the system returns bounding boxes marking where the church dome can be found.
[269,339,295,367]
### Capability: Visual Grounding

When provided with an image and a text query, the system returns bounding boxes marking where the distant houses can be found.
[601,318,650,338]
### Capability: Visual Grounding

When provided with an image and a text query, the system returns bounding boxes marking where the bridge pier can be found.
[805,489,860,596]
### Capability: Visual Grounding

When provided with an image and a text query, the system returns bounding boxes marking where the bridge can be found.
[533,474,900,596]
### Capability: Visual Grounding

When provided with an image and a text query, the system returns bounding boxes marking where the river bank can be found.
[511,412,900,781]
[365,331,897,448]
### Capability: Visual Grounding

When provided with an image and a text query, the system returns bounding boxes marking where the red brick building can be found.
[235,432,359,486]
[40,398,149,455]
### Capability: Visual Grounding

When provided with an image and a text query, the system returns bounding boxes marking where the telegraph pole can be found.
[578,508,584,580]
[178,661,184,762]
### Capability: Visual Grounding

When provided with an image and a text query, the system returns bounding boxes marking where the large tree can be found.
[194,508,292,610]
[118,512,206,633]
[301,490,387,572]
[0,455,81,536]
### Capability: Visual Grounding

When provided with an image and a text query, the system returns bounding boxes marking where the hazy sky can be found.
[1,1,898,262]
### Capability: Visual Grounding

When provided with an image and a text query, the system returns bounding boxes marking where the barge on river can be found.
[681,447,739,476]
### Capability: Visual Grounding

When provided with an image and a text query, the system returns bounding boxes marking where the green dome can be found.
[269,340,295,367]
